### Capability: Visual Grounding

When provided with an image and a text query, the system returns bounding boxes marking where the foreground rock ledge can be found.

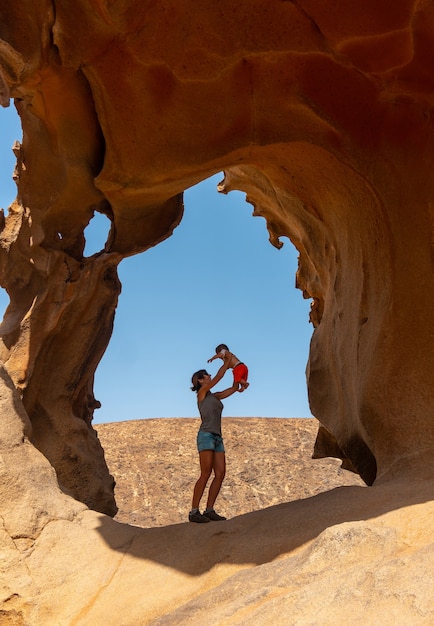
[7,484,434,625]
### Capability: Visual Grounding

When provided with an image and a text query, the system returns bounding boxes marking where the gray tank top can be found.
[198,391,224,435]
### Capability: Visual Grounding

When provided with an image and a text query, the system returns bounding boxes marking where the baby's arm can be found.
[208,348,230,363]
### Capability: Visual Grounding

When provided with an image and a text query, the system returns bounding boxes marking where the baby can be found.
[208,343,249,392]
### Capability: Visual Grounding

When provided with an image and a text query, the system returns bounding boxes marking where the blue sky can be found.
[0,104,313,423]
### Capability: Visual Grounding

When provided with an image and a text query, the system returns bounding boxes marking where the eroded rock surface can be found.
[0,1,433,505]
[0,1,433,623]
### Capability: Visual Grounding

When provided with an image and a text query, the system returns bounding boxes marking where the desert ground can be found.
[96,417,364,527]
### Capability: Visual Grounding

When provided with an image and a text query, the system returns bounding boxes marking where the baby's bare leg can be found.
[239,380,249,391]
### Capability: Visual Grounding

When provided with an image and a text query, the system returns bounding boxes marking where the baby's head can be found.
[215,343,229,356]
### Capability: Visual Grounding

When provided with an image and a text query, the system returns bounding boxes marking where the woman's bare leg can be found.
[206,451,226,510]
[192,450,214,509]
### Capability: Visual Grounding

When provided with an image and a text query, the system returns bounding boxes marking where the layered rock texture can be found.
[0,1,433,623]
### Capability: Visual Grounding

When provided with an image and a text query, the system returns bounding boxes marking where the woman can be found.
[189,353,238,523]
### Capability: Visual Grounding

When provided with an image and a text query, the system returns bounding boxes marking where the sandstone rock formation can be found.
[0,1,433,623]
[1,0,434,509]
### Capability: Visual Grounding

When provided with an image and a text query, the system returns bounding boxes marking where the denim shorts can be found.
[197,431,225,453]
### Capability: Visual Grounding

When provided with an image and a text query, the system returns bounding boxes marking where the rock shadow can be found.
[94,477,434,577]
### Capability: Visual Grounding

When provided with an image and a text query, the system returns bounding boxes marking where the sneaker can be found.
[203,510,226,521]
[189,510,210,523]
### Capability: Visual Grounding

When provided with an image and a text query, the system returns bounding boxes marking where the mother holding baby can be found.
[189,350,238,523]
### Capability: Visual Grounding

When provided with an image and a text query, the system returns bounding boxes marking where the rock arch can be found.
[0,0,433,515]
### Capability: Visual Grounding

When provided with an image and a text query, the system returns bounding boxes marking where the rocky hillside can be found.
[96,418,364,527]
